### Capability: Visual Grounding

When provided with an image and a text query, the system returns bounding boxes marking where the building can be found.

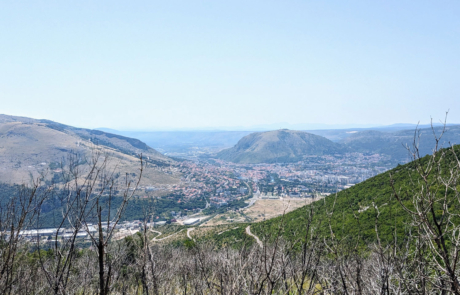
[183,218,200,226]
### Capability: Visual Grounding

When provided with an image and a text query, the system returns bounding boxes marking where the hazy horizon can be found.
[2,112,458,132]
[97,122,458,133]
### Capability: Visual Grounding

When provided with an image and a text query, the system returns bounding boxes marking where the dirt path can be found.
[187,228,195,241]
[151,229,184,242]
[245,225,263,248]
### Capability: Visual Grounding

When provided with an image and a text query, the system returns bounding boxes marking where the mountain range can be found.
[98,124,460,162]
[215,125,460,164]
[2,113,460,174]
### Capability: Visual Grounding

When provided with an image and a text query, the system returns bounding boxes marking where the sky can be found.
[1,1,459,130]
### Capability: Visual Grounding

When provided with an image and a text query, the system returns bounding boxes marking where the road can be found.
[151,229,184,242]
[245,225,263,248]
[150,230,162,236]
[200,214,217,227]
[241,182,257,209]
[243,192,258,210]
[187,227,195,241]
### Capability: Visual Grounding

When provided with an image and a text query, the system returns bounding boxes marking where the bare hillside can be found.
[0,114,179,186]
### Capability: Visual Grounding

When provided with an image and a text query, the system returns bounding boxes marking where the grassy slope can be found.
[201,145,460,247]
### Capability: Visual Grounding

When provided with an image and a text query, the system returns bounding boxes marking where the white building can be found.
[183,218,200,226]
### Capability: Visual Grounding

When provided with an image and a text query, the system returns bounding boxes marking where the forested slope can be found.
[210,144,460,248]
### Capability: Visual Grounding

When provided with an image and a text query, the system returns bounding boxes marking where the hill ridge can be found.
[216,129,346,164]
[0,114,178,186]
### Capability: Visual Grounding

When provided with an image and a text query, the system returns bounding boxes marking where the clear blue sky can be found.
[1,1,459,130]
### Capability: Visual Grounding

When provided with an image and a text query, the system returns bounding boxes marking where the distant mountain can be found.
[94,123,460,154]
[305,123,459,142]
[0,114,178,186]
[216,129,346,164]
[339,125,460,162]
[214,125,460,165]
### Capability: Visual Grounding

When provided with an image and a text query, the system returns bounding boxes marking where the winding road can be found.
[149,227,196,243]
[150,229,185,242]
[187,227,195,241]
[245,225,263,248]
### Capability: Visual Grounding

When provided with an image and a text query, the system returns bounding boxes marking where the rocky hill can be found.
[216,129,346,164]
[0,114,179,186]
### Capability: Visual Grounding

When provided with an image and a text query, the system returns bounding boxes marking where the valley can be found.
[2,114,460,294]
[2,114,442,229]
[1,115,402,229]
[4,2,460,291]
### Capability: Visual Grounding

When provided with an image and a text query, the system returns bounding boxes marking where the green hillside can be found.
[208,145,460,248]
[216,129,346,164]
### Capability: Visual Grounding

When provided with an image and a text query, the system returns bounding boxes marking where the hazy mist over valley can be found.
[1,1,460,294]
